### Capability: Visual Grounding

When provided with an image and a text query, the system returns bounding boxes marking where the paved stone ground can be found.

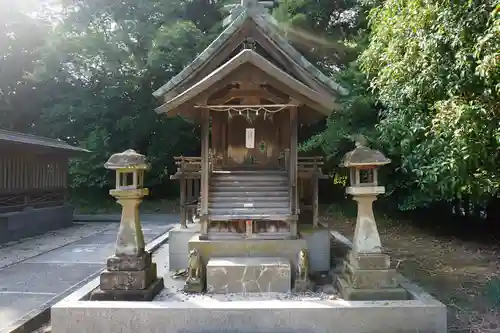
[0,214,178,333]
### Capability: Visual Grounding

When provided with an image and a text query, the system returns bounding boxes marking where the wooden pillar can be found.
[289,105,298,214]
[313,175,319,228]
[200,110,210,238]
[179,177,187,228]
[289,105,298,237]
[186,178,193,223]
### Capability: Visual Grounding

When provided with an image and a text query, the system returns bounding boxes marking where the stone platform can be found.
[188,234,307,267]
[206,257,291,293]
[51,241,448,333]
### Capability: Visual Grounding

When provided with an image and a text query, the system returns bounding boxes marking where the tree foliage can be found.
[0,0,498,218]
[360,0,500,211]
[30,0,223,195]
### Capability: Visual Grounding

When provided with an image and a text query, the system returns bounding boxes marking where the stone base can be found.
[293,279,314,292]
[99,262,158,290]
[345,262,398,289]
[54,279,446,333]
[52,241,447,333]
[349,252,390,270]
[184,278,204,293]
[336,276,409,301]
[90,277,164,301]
[188,234,307,267]
[106,252,151,271]
[206,257,291,293]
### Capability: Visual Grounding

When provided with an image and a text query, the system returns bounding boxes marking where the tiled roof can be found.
[0,129,90,154]
[152,7,347,99]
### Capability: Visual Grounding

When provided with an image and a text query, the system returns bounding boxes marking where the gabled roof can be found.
[0,129,90,154]
[155,49,338,116]
[152,5,347,101]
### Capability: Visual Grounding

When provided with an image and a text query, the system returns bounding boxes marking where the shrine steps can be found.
[208,169,291,221]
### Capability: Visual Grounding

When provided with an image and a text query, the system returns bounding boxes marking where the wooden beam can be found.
[208,89,288,105]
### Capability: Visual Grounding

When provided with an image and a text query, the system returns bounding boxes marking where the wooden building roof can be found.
[155,49,337,117]
[153,0,347,121]
[0,129,90,155]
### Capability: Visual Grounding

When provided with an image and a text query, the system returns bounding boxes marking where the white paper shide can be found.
[245,128,255,149]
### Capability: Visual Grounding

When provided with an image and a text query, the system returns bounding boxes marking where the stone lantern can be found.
[90,149,164,301]
[340,142,390,254]
[336,142,407,300]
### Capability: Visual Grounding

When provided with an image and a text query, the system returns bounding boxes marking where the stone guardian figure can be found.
[184,248,204,293]
[294,248,312,292]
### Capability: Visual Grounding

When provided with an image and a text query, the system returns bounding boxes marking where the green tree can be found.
[275,0,380,177]
[33,0,224,195]
[360,1,500,214]
[0,4,51,131]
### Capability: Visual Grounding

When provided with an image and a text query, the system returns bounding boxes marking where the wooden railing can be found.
[0,189,66,214]
[174,156,202,174]
[298,156,324,174]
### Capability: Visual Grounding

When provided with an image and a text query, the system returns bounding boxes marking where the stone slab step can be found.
[206,257,291,293]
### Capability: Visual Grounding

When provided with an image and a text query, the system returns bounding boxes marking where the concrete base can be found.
[90,277,164,301]
[301,228,330,273]
[51,235,447,333]
[188,234,307,267]
[168,223,200,271]
[52,275,446,333]
[0,205,73,243]
[206,257,291,293]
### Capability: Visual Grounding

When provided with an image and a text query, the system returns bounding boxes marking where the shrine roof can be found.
[0,129,90,155]
[155,49,338,116]
[152,3,347,100]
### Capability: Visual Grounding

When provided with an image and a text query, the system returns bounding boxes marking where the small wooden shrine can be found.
[153,0,346,240]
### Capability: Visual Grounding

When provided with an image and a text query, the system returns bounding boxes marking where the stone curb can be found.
[0,228,171,333]
[73,214,174,223]
[73,214,121,222]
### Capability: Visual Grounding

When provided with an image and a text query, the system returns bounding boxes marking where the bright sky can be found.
[8,0,63,23]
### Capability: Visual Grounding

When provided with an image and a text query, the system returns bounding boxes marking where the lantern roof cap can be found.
[104,149,149,170]
[340,144,391,168]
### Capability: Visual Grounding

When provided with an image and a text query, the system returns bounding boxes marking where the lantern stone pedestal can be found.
[90,150,164,301]
[335,143,408,301]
